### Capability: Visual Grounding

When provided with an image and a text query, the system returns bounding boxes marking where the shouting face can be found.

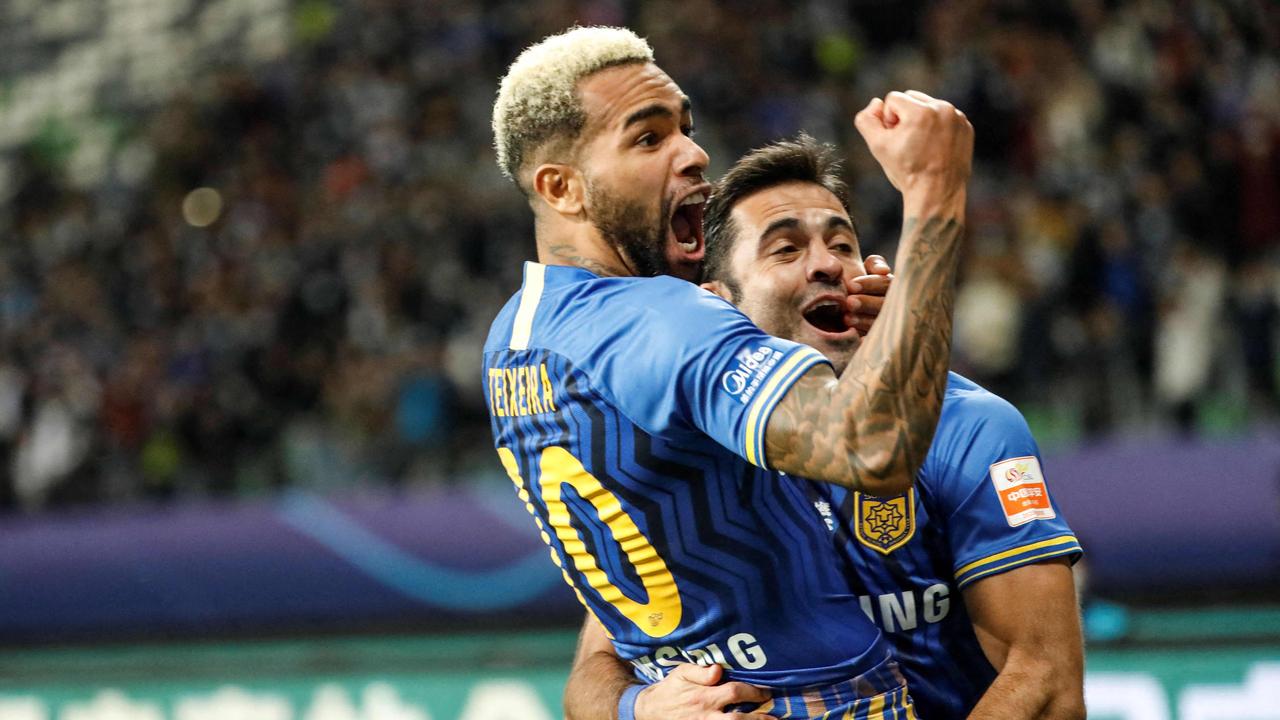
[575,63,711,281]
[718,181,866,372]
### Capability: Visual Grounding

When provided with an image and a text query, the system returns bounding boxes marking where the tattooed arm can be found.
[766,91,973,495]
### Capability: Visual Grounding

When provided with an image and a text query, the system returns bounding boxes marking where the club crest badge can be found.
[854,489,916,555]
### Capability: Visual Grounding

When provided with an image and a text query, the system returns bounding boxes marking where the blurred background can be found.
[0,0,1278,717]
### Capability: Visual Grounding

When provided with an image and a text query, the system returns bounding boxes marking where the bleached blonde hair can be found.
[492,26,655,188]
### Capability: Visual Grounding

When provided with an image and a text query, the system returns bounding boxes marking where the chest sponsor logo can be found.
[989,456,1055,527]
[720,346,782,405]
[858,583,951,633]
[629,632,768,682]
[854,489,916,555]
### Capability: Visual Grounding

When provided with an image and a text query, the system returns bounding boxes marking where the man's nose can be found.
[676,135,710,179]
[808,244,845,284]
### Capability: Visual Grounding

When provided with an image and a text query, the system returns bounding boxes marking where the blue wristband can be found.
[618,684,644,720]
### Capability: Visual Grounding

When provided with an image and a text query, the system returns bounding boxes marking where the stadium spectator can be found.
[1,0,1277,509]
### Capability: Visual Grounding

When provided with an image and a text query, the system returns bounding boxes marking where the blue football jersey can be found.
[808,373,1083,718]
[483,262,892,689]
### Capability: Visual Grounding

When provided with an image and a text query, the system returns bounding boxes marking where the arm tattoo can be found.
[547,244,628,278]
[766,216,963,494]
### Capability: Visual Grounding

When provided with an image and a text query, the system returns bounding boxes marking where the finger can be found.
[882,98,899,127]
[712,681,771,706]
[852,316,874,336]
[854,97,887,135]
[903,88,937,104]
[904,89,958,117]
[850,274,891,297]
[863,254,892,276]
[843,298,861,329]
[669,662,723,686]
[887,90,929,107]
[853,294,884,316]
[884,90,930,122]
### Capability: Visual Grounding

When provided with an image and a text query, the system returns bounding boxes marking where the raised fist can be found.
[854,90,973,209]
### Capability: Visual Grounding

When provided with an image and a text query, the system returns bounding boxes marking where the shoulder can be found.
[489,268,755,373]
[550,275,752,350]
[920,373,1036,493]
[583,274,740,318]
[483,292,523,354]
[937,373,1032,443]
[546,272,738,321]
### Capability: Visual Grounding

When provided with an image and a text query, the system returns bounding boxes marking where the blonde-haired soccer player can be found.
[482,25,973,719]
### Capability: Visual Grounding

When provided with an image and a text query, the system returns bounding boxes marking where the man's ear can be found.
[701,279,734,303]
[532,163,585,215]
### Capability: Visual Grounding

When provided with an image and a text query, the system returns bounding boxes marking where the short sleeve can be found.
[924,385,1083,588]
[578,278,829,468]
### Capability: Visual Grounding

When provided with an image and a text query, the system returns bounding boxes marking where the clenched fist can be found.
[854,90,973,216]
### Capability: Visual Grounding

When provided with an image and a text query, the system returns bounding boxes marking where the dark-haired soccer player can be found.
[485,25,972,719]
[564,136,1085,720]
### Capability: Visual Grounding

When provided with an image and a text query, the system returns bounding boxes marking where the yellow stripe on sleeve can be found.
[954,535,1081,583]
[743,347,823,467]
[958,546,1085,587]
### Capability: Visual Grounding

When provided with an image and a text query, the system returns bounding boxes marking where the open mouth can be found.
[669,191,707,261]
[802,299,853,335]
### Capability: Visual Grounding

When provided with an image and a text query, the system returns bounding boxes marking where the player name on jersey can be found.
[486,363,556,418]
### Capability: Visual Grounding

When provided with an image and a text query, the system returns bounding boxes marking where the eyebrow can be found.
[622,97,692,129]
[826,216,856,233]
[758,215,856,245]
[759,218,801,243]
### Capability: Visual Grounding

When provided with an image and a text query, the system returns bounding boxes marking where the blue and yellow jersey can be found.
[483,262,892,690]
[809,373,1083,718]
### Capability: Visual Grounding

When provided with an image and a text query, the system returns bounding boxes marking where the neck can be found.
[535,214,633,277]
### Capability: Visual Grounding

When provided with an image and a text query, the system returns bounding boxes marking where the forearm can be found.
[966,560,1085,720]
[766,196,963,494]
[564,650,637,720]
[841,197,964,484]
[565,614,636,720]
[967,653,1084,720]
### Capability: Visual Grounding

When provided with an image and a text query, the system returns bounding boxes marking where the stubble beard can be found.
[586,180,674,278]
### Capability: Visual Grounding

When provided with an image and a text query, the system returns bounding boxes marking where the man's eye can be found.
[636,133,658,147]
[831,243,855,254]
[773,245,798,255]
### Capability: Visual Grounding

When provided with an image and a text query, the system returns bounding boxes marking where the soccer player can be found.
[485,26,971,717]
[563,137,1085,720]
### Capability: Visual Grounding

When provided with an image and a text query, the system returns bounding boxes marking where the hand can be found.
[844,254,892,336]
[853,90,973,214]
[634,663,771,720]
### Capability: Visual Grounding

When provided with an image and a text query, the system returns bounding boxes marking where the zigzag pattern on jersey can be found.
[492,349,856,662]
[554,360,838,654]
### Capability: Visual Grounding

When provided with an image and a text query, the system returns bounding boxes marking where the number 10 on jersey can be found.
[497,446,683,638]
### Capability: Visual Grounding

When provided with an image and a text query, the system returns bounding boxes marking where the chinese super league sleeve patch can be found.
[989,456,1055,527]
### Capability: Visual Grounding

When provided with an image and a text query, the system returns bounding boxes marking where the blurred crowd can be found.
[1,0,1277,512]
